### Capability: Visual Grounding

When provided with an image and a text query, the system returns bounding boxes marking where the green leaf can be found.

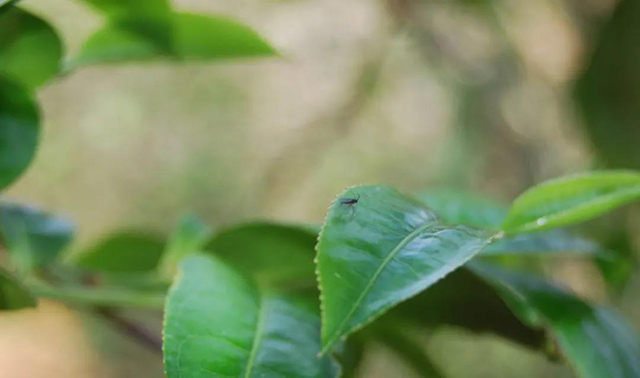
[163,254,339,378]
[391,267,545,349]
[158,214,212,279]
[483,229,605,257]
[0,268,35,310]
[73,231,165,273]
[0,202,74,272]
[67,21,168,68]
[316,185,493,354]
[417,188,507,229]
[69,12,277,69]
[501,171,640,234]
[82,0,171,19]
[574,0,640,170]
[206,221,318,285]
[469,262,640,378]
[0,7,62,91]
[417,188,605,258]
[171,13,277,59]
[0,76,38,191]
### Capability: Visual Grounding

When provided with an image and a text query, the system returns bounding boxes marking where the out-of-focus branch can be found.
[97,308,163,356]
[258,47,388,212]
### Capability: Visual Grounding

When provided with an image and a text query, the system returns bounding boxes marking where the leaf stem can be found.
[29,284,166,308]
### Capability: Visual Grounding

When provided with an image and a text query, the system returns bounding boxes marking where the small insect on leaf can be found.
[339,194,360,216]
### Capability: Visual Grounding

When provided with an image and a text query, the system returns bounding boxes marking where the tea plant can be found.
[1,1,639,378]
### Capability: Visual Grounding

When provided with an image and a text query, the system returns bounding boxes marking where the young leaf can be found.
[0,202,74,271]
[163,254,339,378]
[501,171,640,234]
[316,185,493,354]
[0,7,62,91]
[206,221,318,285]
[417,188,605,257]
[73,231,165,273]
[158,214,212,279]
[0,268,35,310]
[469,262,640,378]
[0,76,38,191]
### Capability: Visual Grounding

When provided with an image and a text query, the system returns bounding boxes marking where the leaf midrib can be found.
[321,221,435,354]
[244,292,269,378]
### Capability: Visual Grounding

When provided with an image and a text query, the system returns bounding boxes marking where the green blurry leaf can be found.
[163,254,339,378]
[417,188,606,258]
[74,231,165,273]
[0,7,62,91]
[158,214,212,279]
[574,0,640,169]
[171,13,277,59]
[83,0,171,19]
[417,188,507,229]
[483,229,605,257]
[67,21,168,68]
[392,268,545,349]
[69,12,277,69]
[316,185,492,354]
[501,171,640,234]
[0,76,38,191]
[206,221,317,285]
[0,268,35,310]
[0,202,74,272]
[470,262,640,378]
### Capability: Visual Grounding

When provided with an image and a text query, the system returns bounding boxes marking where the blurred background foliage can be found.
[1,0,639,377]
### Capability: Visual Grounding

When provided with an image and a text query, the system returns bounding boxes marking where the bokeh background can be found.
[1,0,639,377]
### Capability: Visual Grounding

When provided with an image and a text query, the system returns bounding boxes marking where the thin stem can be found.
[97,308,163,355]
[29,284,166,308]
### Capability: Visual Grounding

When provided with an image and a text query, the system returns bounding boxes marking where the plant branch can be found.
[96,308,163,355]
[29,284,166,308]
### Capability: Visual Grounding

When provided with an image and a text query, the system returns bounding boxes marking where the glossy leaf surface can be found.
[207,221,317,285]
[501,171,640,234]
[163,254,338,378]
[0,268,35,310]
[74,231,165,273]
[470,262,640,378]
[0,202,74,270]
[316,185,492,354]
[0,7,62,91]
[0,76,38,191]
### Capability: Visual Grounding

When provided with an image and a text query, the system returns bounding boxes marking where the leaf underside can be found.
[469,262,640,378]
